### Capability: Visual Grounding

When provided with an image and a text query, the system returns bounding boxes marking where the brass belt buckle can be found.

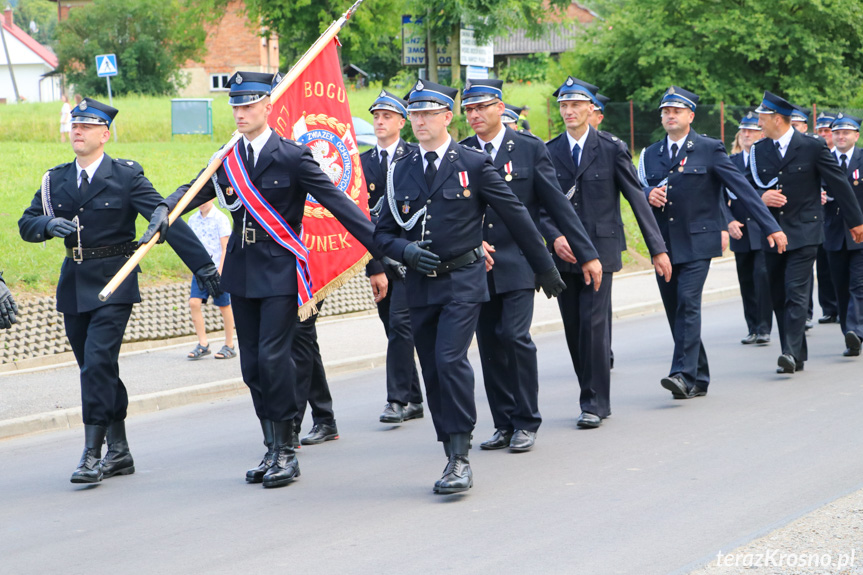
[72,247,84,262]
[244,228,256,244]
[426,269,438,278]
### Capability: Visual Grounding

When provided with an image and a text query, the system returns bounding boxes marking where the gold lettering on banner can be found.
[302,233,354,252]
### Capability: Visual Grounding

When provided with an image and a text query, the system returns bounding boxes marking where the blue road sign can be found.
[96,54,118,77]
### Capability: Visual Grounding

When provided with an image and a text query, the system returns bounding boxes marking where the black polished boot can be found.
[436,433,473,494]
[101,421,135,478]
[262,420,300,488]
[246,419,275,483]
[433,441,452,493]
[70,424,107,484]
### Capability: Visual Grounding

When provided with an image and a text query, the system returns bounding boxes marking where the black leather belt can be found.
[66,242,137,262]
[428,246,485,277]
[236,224,299,244]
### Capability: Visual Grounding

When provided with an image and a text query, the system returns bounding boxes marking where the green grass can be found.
[1,85,651,296]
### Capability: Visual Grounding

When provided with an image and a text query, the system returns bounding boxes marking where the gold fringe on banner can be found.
[297,251,373,320]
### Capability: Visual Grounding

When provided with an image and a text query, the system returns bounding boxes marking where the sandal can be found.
[214,345,236,360]
[187,343,210,360]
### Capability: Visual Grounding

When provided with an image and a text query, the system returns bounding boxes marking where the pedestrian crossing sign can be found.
[96,54,118,77]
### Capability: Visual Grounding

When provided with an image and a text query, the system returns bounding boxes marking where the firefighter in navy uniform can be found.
[814,112,840,325]
[458,78,601,450]
[753,91,863,373]
[640,87,786,397]
[822,113,863,357]
[359,90,424,425]
[142,72,382,488]
[374,79,569,494]
[19,98,220,484]
[545,76,670,427]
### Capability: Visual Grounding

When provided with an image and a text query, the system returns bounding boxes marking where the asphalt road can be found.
[2,298,862,575]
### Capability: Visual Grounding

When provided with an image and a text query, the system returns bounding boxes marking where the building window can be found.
[210,74,230,91]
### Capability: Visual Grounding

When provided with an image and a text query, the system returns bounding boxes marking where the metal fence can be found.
[546,101,863,153]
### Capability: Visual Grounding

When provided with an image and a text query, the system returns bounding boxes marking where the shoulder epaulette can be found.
[515,128,543,142]
[596,130,620,143]
[546,133,566,145]
[458,143,484,156]
[281,136,302,147]
[48,162,71,172]
[114,158,139,168]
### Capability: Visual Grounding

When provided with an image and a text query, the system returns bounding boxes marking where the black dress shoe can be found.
[379,402,405,423]
[509,430,536,451]
[777,353,797,374]
[818,314,839,324]
[101,421,135,479]
[576,412,602,428]
[756,334,771,345]
[403,402,424,421]
[689,386,707,398]
[480,429,513,450]
[845,331,862,357]
[300,422,339,445]
[660,375,690,399]
[70,424,107,484]
[741,333,758,345]
[805,318,814,330]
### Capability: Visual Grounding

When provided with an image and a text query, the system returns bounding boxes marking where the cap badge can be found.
[416,80,425,91]
[236,73,243,84]
[668,87,675,95]
[379,90,386,98]
[838,113,844,119]
[79,100,88,111]
[566,77,574,86]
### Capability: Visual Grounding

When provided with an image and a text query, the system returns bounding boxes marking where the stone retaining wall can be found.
[0,273,377,364]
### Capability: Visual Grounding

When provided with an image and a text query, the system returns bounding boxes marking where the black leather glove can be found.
[0,274,19,330]
[194,262,223,299]
[535,267,567,298]
[46,217,77,238]
[139,205,170,245]
[381,256,406,281]
[402,240,441,275]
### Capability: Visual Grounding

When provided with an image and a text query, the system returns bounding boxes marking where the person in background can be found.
[813,112,840,325]
[186,199,235,360]
[519,105,531,133]
[60,95,72,143]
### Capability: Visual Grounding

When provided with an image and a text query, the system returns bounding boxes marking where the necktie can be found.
[380,149,388,171]
[774,140,782,159]
[671,143,679,160]
[571,143,581,170]
[484,142,494,155]
[247,143,255,168]
[79,171,89,195]
[840,154,848,172]
[424,151,438,189]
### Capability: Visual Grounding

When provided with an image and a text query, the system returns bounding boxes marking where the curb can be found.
[0,282,741,442]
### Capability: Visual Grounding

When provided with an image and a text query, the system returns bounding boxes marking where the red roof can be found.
[1,12,59,68]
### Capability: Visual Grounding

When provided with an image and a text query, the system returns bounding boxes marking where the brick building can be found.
[48,0,278,97]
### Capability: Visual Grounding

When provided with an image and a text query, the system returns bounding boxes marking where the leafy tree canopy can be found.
[55,0,222,96]
[9,0,57,48]
[568,0,863,107]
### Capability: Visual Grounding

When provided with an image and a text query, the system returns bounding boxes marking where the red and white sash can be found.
[222,142,313,306]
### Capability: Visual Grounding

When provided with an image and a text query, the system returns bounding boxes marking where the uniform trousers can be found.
[293,299,335,427]
[656,259,712,390]
[476,285,540,432]
[409,301,482,442]
[817,246,839,317]
[557,271,613,418]
[231,294,298,423]
[376,277,422,406]
[765,246,819,362]
[64,303,134,426]
[826,248,863,338]
[735,250,773,336]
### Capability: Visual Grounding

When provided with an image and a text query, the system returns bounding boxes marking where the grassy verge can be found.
[1,86,652,296]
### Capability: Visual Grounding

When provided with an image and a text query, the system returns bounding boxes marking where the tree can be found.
[55,0,221,96]
[565,0,863,106]
[244,0,405,86]
[10,0,57,48]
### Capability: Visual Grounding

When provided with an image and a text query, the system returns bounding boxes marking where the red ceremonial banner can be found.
[268,39,370,316]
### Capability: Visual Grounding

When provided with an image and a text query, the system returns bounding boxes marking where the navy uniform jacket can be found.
[641,131,781,265]
[361,139,416,276]
[374,139,557,307]
[459,126,598,293]
[723,152,764,253]
[162,131,380,299]
[544,127,666,273]
[823,148,863,252]
[751,129,863,251]
[19,155,212,314]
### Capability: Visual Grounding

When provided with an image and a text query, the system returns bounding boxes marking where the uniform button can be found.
[79,225,84,229]
[488,223,494,228]
[668,201,673,205]
[669,170,674,174]
[36,233,41,238]
[779,211,784,215]
[58,204,62,207]
[425,231,431,235]
[669,217,675,221]
[79,208,84,212]
[574,203,579,208]
[702,226,706,230]
[778,171,783,175]
[105,202,110,206]
[404,196,409,199]
[426,199,432,205]
[667,185,672,190]
[274,180,278,184]
[425,215,431,220]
